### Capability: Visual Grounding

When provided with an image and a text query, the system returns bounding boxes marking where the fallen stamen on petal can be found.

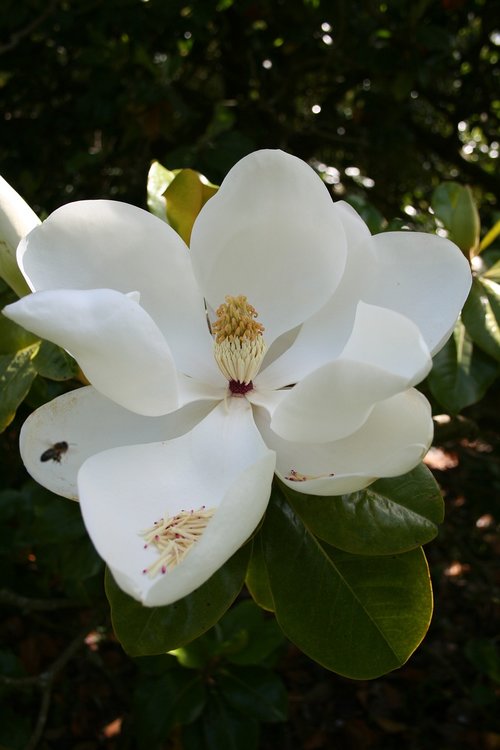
[140,506,215,578]
[212,295,266,388]
[285,468,335,482]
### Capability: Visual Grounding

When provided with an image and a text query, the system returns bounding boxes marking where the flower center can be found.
[140,506,215,578]
[212,295,267,389]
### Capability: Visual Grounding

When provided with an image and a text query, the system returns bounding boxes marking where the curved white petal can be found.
[256,200,370,389]
[4,288,178,415]
[190,150,347,346]
[257,208,471,388]
[269,303,430,443]
[19,386,219,499]
[0,175,40,297]
[366,231,472,354]
[340,302,432,385]
[77,398,276,606]
[254,389,433,496]
[270,360,407,443]
[17,200,218,381]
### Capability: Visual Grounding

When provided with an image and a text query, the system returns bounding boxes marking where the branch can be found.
[0,0,59,55]
[0,627,92,750]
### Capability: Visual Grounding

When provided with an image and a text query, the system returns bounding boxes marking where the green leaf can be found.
[105,543,251,657]
[183,692,260,750]
[217,665,288,723]
[0,343,39,431]
[146,161,218,245]
[164,169,218,245]
[218,600,285,665]
[432,182,480,254]
[465,638,500,684]
[462,277,500,362]
[427,317,499,413]
[245,534,275,612]
[283,464,443,555]
[134,669,206,744]
[483,259,500,283]
[33,340,80,380]
[262,490,433,679]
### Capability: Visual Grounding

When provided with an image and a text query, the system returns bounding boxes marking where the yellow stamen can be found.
[140,506,215,578]
[212,295,266,386]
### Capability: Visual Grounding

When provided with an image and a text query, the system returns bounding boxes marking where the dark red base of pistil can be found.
[229,380,253,395]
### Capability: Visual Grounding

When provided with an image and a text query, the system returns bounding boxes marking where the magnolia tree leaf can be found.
[217,665,288,723]
[218,600,284,665]
[283,464,443,555]
[183,692,260,750]
[427,317,499,413]
[262,491,433,679]
[105,543,251,657]
[164,169,218,246]
[432,182,480,255]
[146,161,176,221]
[462,277,500,362]
[0,344,39,431]
[146,161,218,245]
[245,535,275,612]
[33,340,80,380]
[483,259,500,283]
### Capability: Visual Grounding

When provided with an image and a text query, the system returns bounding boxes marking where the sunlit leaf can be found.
[0,343,39,431]
[262,489,433,679]
[462,277,500,361]
[283,464,443,555]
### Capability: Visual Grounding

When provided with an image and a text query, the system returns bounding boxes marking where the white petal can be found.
[269,303,430,444]
[190,150,347,345]
[366,231,472,354]
[19,386,219,499]
[271,360,407,443]
[77,398,276,606]
[4,288,178,415]
[0,176,40,297]
[254,390,433,496]
[340,302,432,385]
[256,200,369,389]
[17,200,218,381]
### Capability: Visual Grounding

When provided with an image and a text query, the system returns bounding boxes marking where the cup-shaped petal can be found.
[190,149,347,346]
[17,199,219,383]
[19,386,220,499]
[255,389,433,495]
[78,398,276,606]
[4,288,178,415]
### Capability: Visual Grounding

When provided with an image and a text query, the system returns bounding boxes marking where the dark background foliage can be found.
[1,0,499,218]
[1,1,500,749]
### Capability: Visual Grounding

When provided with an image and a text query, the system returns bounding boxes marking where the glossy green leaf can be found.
[462,277,500,362]
[427,317,499,413]
[218,600,284,665]
[183,692,259,750]
[105,543,251,657]
[0,306,39,355]
[432,182,480,254]
[134,669,206,744]
[164,169,218,245]
[283,464,443,555]
[0,343,39,431]
[483,259,500,283]
[217,665,288,723]
[262,491,433,679]
[33,340,80,380]
[146,161,218,245]
[245,534,275,612]
[146,160,176,221]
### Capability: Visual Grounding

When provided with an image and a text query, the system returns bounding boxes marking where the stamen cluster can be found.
[140,506,215,578]
[213,295,267,386]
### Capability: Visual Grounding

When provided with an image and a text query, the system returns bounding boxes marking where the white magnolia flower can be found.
[3,150,471,607]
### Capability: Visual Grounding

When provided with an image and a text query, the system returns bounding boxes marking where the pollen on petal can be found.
[140,506,215,578]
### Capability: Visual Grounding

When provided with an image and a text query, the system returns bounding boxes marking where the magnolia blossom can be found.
[3,150,471,607]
